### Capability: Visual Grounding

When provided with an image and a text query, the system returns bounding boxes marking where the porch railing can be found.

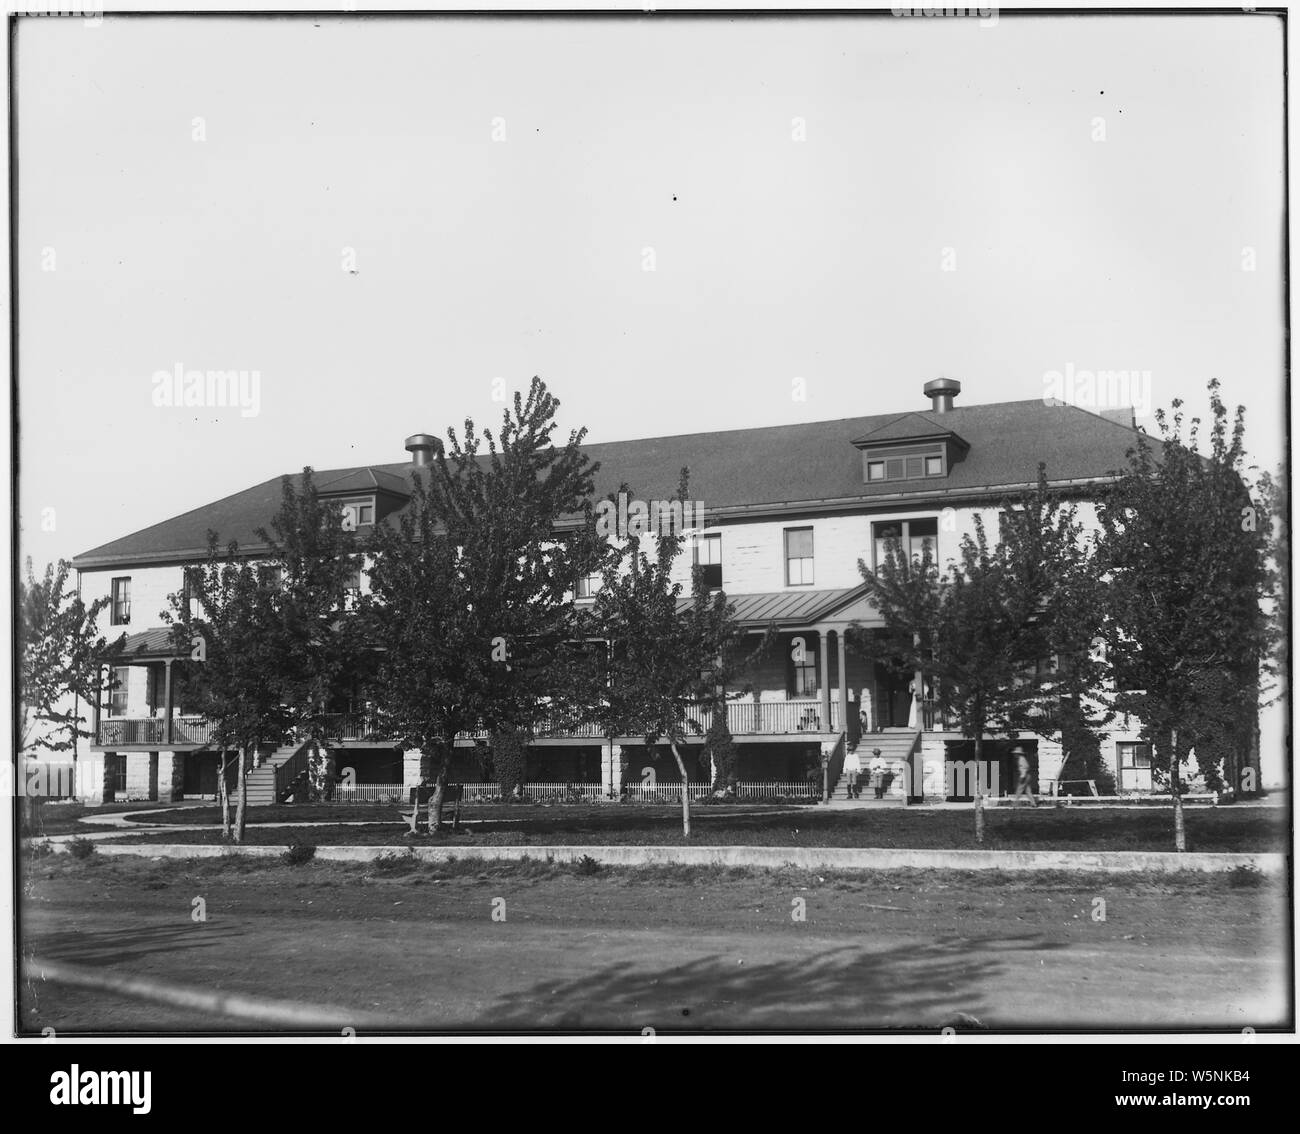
[334,783,408,803]
[731,780,823,799]
[99,698,847,750]
[97,716,212,747]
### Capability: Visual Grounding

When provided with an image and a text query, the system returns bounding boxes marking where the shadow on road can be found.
[484,931,1069,1031]
[28,922,246,968]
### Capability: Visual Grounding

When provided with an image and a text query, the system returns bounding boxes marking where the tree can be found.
[857,519,1044,843]
[165,537,295,841]
[18,558,122,827]
[1096,380,1272,848]
[997,467,1114,793]
[255,469,363,798]
[585,472,748,837]
[363,377,608,830]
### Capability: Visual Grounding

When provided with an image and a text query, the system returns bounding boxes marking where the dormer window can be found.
[862,444,947,483]
[852,413,967,485]
[338,497,375,529]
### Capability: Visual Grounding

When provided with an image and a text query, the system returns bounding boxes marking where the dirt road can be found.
[20,857,1290,1033]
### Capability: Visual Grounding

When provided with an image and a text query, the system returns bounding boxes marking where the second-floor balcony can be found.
[94,696,848,750]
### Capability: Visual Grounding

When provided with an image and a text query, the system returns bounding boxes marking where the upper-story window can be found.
[787,636,818,697]
[863,444,947,483]
[575,571,602,600]
[338,498,376,530]
[110,577,131,625]
[694,531,722,589]
[108,665,130,716]
[343,559,362,596]
[872,518,938,570]
[785,527,814,586]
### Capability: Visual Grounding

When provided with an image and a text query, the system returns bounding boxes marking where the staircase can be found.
[831,729,919,802]
[243,740,311,806]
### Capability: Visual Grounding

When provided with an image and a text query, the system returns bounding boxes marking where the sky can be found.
[14,11,1287,571]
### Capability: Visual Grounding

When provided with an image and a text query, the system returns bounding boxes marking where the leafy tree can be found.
[255,469,364,796]
[18,558,122,826]
[856,519,1043,843]
[1097,380,1272,848]
[702,701,739,792]
[164,537,295,841]
[997,467,1114,793]
[584,472,748,836]
[363,378,607,830]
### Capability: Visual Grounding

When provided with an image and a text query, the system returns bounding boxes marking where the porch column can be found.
[836,630,848,733]
[913,631,924,733]
[158,751,184,803]
[163,660,174,746]
[818,630,830,730]
[402,749,423,796]
[92,663,102,741]
[605,743,624,799]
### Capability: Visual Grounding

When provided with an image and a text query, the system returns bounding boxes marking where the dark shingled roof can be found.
[851,412,965,446]
[73,398,1143,568]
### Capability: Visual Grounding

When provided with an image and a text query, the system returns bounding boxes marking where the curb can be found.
[48,841,1289,874]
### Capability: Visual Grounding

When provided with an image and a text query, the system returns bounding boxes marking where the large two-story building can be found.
[72,378,1183,805]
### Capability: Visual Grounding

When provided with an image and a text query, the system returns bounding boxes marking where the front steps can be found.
[242,741,311,806]
[831,729,919,803]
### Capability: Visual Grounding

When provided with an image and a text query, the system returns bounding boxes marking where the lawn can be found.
[97,803,1287,852]
[27,800,182,836]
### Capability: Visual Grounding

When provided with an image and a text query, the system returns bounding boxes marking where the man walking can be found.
[1012,745,1037,807]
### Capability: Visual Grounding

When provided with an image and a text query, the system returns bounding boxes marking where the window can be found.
[339,498,376,530]
[694,532,722,589]
[784,527,814,586]
[1118,742,1152,770]
[872,518,939,570]
[787,636,818,697]
[908,518,938,562]
[862,444,947,483]
[107,754,127,796]
[343,559,362,595]
[181,567,198,607]
[109,666,130,717]
[575,571,602,599]
[110,577,131,625]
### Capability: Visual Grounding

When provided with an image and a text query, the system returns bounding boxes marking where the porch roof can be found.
[111,626,181,661]
[677,584,878,628]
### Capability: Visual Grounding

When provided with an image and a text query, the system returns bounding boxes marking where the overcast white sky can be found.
[14,11,1287,568]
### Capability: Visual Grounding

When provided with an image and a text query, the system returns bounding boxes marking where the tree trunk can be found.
[1170,727,1185,852]
[218,752,231,839]
[233,746,250,843]
[669,740,691,838]
[973,732,986,846]
[428,759,448,833]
